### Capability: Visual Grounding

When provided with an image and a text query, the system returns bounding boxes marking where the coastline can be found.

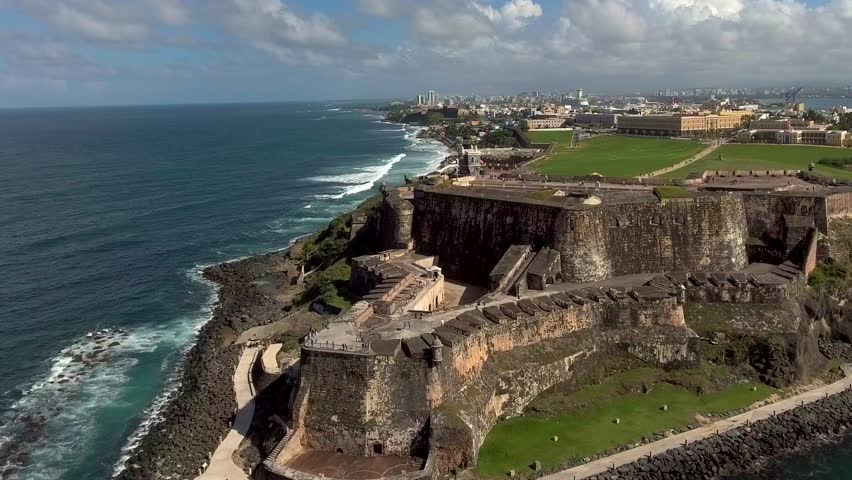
[114,124,450,479]
[116,248,301,479]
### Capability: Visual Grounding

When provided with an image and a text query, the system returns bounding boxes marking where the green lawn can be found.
[527,130,574,148]
[475,367,773,478]
[526,133,704,177]
[659,144,852,180]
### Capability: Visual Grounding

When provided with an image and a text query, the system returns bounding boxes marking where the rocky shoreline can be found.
[578,386,852,480]
[116,248,300,480]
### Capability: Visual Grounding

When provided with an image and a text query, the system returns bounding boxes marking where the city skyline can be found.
[0,0,849,107]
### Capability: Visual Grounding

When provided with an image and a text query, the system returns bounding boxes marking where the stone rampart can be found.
[742,192,830,261]
[381,190,416,250]
[289,291,694,476]
[413,188,748,284]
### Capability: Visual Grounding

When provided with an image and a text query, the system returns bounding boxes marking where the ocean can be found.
[0,103,447,480]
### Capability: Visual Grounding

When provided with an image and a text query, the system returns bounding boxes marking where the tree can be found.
[425,112,444,125]
[482,129,520,148]
[805,109,826,123]
[837,112,852,131]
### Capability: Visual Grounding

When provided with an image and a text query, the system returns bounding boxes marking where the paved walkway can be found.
[472,178,656,191]
[197,346,260,480]
[543,366,852,480]
[638,140,725,178]
[261,343,283,375]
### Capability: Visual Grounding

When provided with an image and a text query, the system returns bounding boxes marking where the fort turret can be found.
[430,336,443,365]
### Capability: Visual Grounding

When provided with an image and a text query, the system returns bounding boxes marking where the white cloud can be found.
[473,0,543,30]
[413,7,494,39]
[651,0,744,20]
[220,0,346,47]
[545,0,852,85]
[4,0,192,43]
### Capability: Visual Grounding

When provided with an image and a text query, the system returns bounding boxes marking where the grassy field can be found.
[474,366,774,478]
[659,144,852,180]
[526,133,704,177]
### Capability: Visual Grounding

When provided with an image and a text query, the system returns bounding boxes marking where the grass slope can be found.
[528,134,704,177]
[659,144,852,180]
[475,366,773,478]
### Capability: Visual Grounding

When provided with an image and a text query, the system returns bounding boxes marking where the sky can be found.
[0,0,849,107]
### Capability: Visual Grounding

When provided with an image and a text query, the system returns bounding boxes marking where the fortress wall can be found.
[299,350,373,455]
[686,282,795,304]
[364,356,430,457]
[827,191,852,217]
[433,298,685,408]
[602,300,685,328]
[413,189,748,284]
[381,192,416,250]
[293,296,693,474]
[555,210,612,282]
[742,193,827,241]
[555,196,749,282]
[412,190,562,284]
[742,192,831,260]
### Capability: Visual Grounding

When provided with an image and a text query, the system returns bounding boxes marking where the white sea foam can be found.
[326,108,341,112]
[0,295,213,480]
[111,264,218,477]
[311,153,405,199]
[303,204,312,209]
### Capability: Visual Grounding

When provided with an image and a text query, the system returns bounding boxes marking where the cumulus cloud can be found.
[473,0,543,30]
[3,0,852,103]
[213,0,351,65]
[3,0,193,43]
[545,0,852,84]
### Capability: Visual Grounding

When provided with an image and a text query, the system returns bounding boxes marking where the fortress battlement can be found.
[264,177,847,480]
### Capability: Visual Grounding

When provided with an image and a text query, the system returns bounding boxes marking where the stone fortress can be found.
[262,170,852,480]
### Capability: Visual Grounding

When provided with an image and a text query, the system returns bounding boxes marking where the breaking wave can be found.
[311,153,405,199]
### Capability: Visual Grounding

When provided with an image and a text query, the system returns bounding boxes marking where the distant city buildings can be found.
[739,117,850,146]
[574,113,619,127]
[617,112,747,136]
[522,117,566,129]
[428,90,436,106]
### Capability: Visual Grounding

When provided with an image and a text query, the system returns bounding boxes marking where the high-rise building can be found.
[417,95,424,106]
[577,88,584,99]
[427,90,436,106]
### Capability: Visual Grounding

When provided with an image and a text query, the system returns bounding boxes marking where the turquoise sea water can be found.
[0,103,447,479]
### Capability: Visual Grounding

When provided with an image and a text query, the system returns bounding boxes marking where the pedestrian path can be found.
[543,366,852,480]
[197,346,260,480]
[638,140,724,179]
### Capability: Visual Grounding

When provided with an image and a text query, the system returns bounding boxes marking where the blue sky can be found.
[0,0,848,107]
